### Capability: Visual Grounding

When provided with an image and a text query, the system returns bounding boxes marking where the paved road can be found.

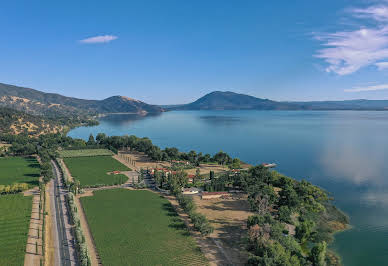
[51,160,77,266]
[48,177,62,266]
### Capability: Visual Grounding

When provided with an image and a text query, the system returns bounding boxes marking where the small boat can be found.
[262,163,277,168]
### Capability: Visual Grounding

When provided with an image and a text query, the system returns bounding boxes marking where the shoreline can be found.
[64,118,351,265]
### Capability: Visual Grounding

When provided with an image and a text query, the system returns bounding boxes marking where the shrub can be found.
[175,197,213,236]
[66,193,91,265]
[0,183,29,194]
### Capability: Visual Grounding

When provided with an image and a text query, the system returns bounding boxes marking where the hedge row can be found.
[56,159,71,188]
[82,183,116,189]
[67,193,91,266]
[40,184,46,261]
[0,183,29,194]
[176,194,214,236]
[63,145,104,150]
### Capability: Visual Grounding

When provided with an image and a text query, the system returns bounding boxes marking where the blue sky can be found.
[2,0,388,104]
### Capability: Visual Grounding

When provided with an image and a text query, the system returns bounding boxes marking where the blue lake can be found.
[69,110,388,265]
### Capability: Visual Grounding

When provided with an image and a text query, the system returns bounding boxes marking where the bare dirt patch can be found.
[116,151,171,171]
[24,187,43,266]
[23,187,39,197]
[0,142,11,150]
[193,194,253,265]
[185,164,230,176]
[118,150,250,177]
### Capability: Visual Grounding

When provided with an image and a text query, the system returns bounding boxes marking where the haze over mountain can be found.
[0,83,163,118]
[165,91,388,111]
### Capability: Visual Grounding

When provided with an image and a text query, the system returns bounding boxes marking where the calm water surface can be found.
[69,110,388,266]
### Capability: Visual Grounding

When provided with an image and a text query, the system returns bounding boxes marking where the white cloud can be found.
[352,5,388,22]
[344,83,388,92]
[315,4,388,75]
[79,35,118,44]
[375,61,388,69]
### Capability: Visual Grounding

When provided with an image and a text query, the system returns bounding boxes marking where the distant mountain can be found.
[291,99,388,110]
[167,91,300,110]
[97,96,161,114]
[2,82,388,119]
[0,83,163,118]
[165,91,388,111]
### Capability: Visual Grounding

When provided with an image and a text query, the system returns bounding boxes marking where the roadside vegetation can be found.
[80,189,207,266]
[66,192,91,265]
[0,194,32,266]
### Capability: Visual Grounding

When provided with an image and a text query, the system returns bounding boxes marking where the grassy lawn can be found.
[0,194,32,266]
[0,157,40,187]
[81,189,207,266]
[59,149,113,158]
[63,156,130,187]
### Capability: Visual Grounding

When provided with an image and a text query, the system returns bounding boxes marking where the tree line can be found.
[192,163,348,265]
[90,133,241,167]
[229,166,347,266]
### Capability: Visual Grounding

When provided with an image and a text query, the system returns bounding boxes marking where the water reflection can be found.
[320,127,388,186]
[362,189,388,207]
[99,113,162,126]
[198,115,246,126]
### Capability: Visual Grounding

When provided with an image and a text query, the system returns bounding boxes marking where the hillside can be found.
[166,91,388,111]
[0,107,68,136]
[97,96,161,114]
[168,91,299,110]
[0,83,163,117]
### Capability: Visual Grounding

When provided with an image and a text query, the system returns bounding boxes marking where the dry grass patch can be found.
[118,151,171,170]
[193,194,253,265]
[185,163,230,176]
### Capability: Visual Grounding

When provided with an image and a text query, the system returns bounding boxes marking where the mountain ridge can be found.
[2,83,388,115]
[165,91,388,111]
[0,83,163,117]
[171,91,300,110]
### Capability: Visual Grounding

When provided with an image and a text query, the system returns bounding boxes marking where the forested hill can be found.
[0,83,163,117]
[0,107,70,136]
[167,91,300,110]
[165,91,388,111]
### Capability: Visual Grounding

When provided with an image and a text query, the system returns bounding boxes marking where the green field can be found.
[59,149,114,158]
[81,189,207,266]
[63,156,130,187]
[0,157,40,187]
[0,194,32,266]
